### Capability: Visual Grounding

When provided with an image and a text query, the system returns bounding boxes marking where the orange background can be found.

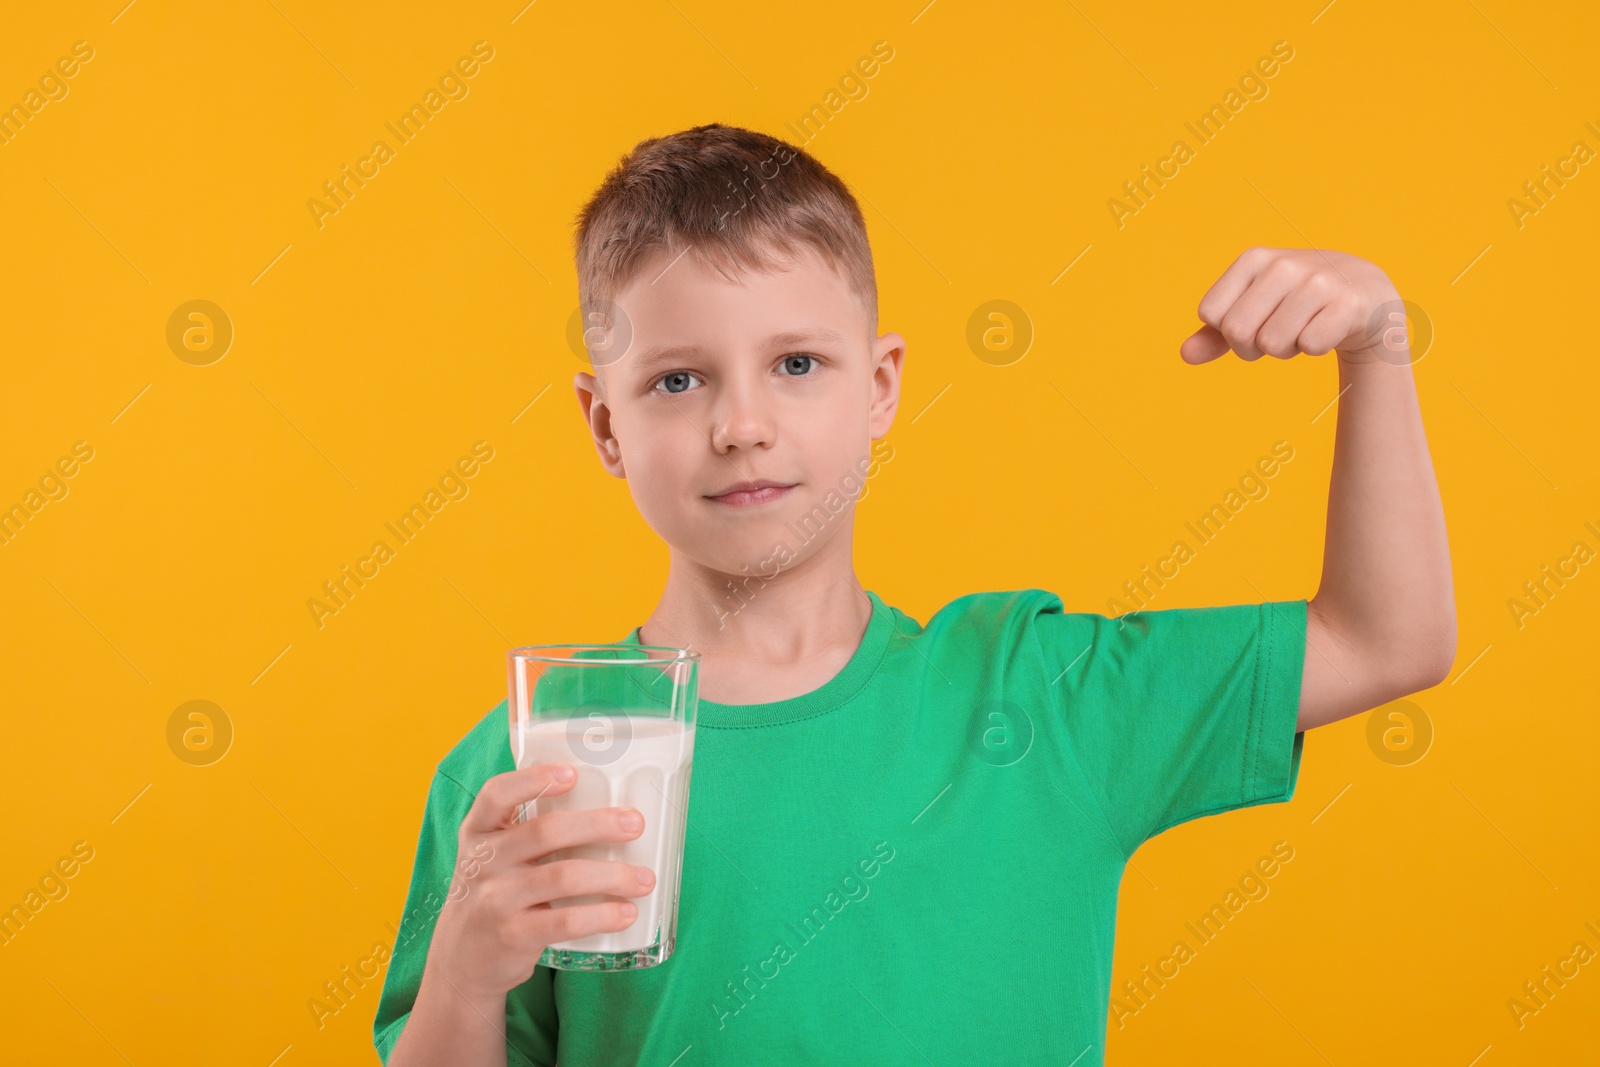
[2,1,1596,1063]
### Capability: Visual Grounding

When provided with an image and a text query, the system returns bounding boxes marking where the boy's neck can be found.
[638,545,873,687]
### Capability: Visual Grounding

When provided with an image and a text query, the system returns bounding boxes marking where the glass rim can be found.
[507,643,701,665]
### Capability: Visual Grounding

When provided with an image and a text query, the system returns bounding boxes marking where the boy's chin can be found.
[674,528,802,579]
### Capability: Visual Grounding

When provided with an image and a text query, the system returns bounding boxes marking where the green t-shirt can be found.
[374,588,1307,1065]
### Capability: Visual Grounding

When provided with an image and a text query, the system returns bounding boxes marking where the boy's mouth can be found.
[705,480,797,507]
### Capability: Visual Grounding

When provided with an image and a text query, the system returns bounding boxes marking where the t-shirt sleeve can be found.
[372,769,559,1066]
[1031,596,1308,857]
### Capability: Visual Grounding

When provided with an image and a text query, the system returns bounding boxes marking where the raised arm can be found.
[1180,247,1457,732]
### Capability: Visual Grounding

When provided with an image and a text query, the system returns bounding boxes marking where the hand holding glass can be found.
[507,643,699,971]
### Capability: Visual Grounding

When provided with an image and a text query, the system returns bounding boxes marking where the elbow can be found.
[1393,614,1458,693]
[1430,603,1460,686]
[1403,645,1454,692]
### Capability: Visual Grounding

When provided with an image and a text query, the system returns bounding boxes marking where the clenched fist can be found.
[1180,247,1408,365]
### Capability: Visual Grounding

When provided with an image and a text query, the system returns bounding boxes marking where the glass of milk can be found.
[506,642,699,971]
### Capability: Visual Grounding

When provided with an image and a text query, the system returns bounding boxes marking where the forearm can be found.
[388,965,510,1067]
[1312,352,1456,689]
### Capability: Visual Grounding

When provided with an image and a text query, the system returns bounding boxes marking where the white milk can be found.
[513,714,695,953]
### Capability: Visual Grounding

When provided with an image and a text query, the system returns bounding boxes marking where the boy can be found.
[374,123,1455,1065]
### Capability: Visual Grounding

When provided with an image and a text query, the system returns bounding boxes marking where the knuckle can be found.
[478,774,510,809]
[1241,245,1274,267]
[1259,323,1296,354]
[1263,257,1303,286]
[547,860,583,895]
[522,814,559,854]
[1306,270,1339,296]
[1302,329,1336,355]
[544,906,579,940]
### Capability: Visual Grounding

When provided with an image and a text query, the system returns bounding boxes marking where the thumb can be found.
[1180,325,1229,365]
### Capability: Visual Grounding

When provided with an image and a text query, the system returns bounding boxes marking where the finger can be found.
[1195,247,1274,330]
[1300,301,1353,358]
[1180,326,1230,364]
[502,805,646,863]
[518,858,657,908]
[523,898,641,945]
[460,763,577,836]
[1256,275,1336,358]
[1216,265,1303,361]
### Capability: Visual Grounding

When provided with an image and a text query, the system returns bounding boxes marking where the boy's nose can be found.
[708,384,777,453]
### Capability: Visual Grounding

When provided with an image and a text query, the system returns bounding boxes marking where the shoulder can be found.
[435,698,515,799]
[891,588,1077,663]
[936,588,1285,639]
[917,587,1070,637]
[913,589,1281,669]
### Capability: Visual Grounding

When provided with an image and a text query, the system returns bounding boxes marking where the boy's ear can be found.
[573,371,627,478]
[869,331,906,439]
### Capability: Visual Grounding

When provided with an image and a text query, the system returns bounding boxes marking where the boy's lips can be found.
[705,480,796,507]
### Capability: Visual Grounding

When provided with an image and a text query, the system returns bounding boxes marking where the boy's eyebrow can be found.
[631,327,847,371]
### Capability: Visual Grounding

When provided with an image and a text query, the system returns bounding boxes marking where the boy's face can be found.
[573,242,904,577]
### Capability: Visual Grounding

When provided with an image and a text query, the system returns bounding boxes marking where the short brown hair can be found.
[572,123,878,344]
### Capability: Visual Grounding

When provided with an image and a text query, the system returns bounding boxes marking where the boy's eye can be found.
[649,354,818,396]
[652,370,703,396]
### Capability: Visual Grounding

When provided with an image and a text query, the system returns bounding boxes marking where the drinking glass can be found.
[507,643,699,971]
